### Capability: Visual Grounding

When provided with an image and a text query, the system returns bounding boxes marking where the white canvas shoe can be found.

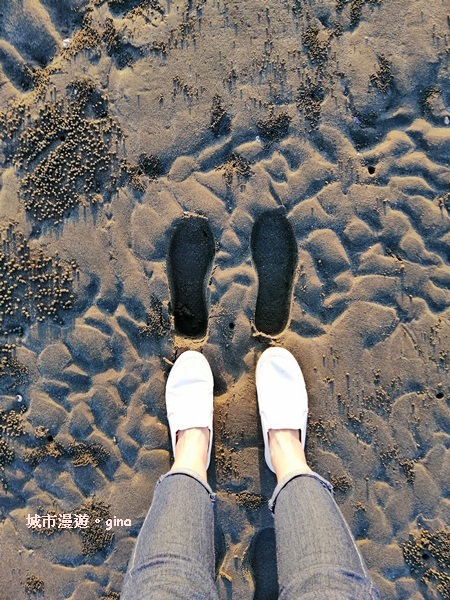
[166,351,214,469]
[256,347,308,473]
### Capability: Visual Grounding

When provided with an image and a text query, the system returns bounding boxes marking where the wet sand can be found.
[0,1,449,598]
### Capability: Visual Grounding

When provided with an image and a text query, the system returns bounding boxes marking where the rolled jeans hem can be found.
[269,468,334,514]
[156,468,217,504]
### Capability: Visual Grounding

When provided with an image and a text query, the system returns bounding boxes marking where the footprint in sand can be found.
[251,208,298,336]
[168,208,298,339]
[167,215,215,338]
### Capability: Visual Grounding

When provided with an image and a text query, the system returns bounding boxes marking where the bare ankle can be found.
[268,428,311,482]
[171,427,209,481]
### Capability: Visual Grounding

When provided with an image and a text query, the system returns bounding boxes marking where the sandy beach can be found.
[0,0,449,598]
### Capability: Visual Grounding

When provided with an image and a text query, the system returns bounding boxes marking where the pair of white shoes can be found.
[166,348,308,472]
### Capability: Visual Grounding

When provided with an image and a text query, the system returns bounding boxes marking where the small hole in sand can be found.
[47,435,54,442]
[436,391,444,399]
[422,552,430,560]
[229,322,235,329]
[59,134,66,142]
[368,165,375,175]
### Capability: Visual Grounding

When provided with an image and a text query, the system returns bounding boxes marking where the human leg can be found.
[121,466,219,600]
[171,426,210,482]
[269,437,380,600]
[256,348,380,600]
[121,351,219,600]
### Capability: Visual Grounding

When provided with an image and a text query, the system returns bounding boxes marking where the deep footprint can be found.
[251,208,298,336]
[168,216,215,337]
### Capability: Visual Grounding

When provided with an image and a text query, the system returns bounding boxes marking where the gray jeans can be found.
[121,468,380,599]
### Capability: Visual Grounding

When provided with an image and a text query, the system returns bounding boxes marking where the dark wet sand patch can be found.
[168,216,215,337]
[251,209,298,336]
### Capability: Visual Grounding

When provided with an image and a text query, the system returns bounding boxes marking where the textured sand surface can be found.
[0,1,449,598]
